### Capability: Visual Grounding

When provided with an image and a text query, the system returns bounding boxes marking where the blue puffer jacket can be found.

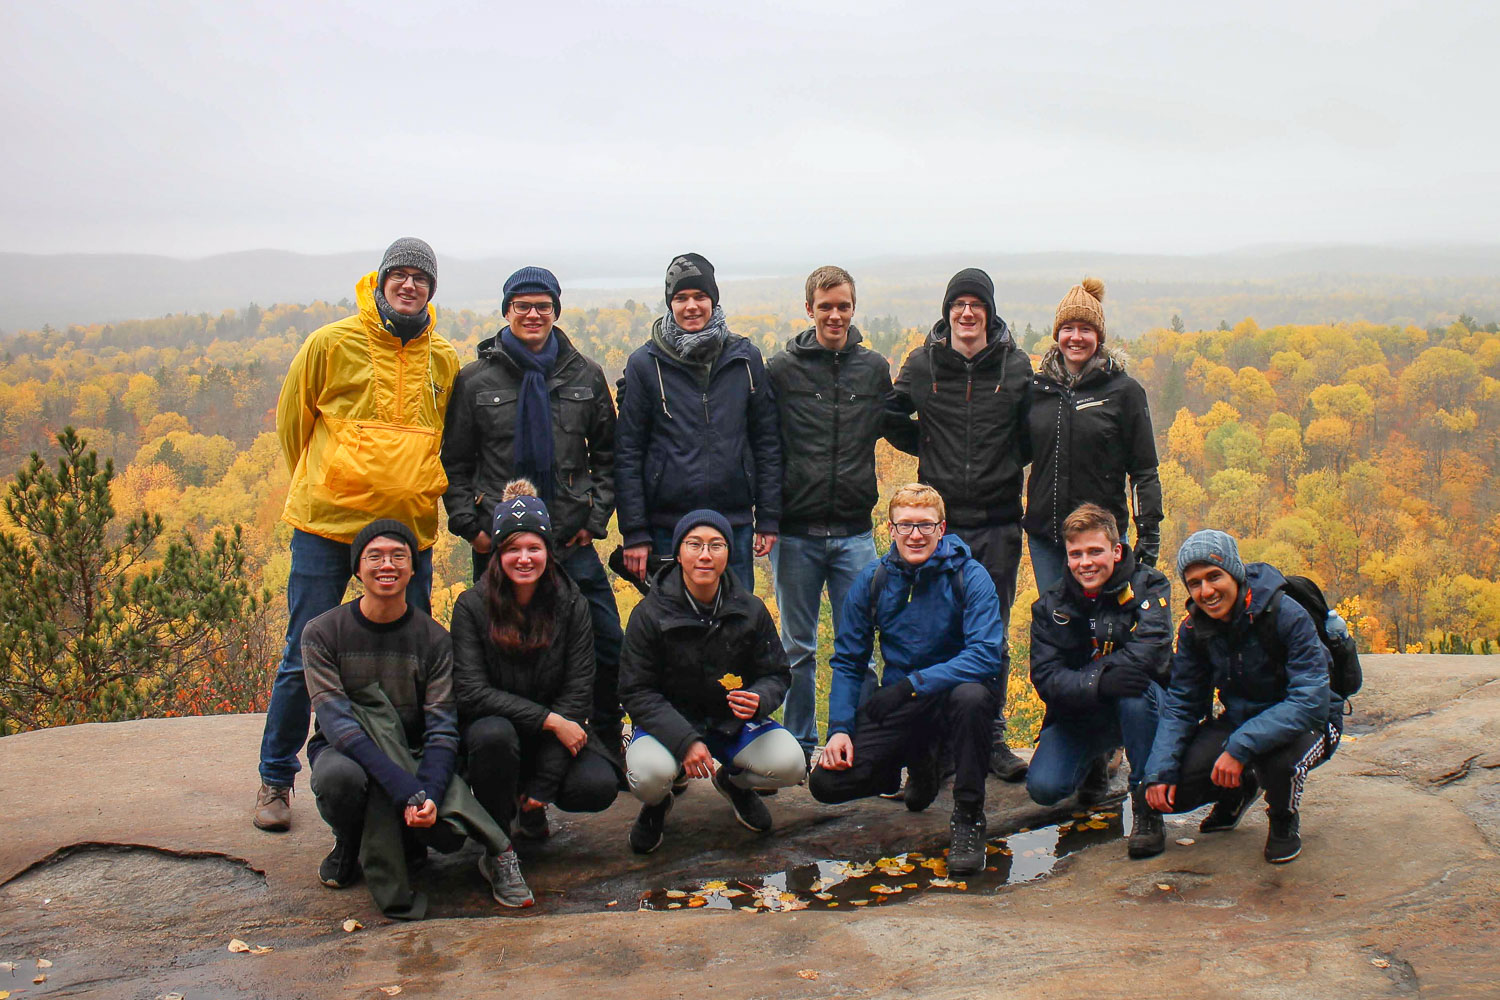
[1144,563,1339,785]
[827,534,1007,737]
[615,322,781,547]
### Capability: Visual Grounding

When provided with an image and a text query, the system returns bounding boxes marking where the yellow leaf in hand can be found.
[719,673,743,691]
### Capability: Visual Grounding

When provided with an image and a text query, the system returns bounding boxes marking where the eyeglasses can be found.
[362,550,412,567]
[386,269,431,291]
[891,521,940,536]
[510,302,555,317]
[681,540,728,555]
[950,301,985,315]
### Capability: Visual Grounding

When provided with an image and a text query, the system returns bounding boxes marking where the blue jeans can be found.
[1027,533,1069,600]
[257,529,433,787]
[650,522,756,593]
[1026,682,1163,805]
[770,531,879,753]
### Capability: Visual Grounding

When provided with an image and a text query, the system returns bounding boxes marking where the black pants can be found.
[463,715,619,832]
[1168,716,1341,816]
[309,747,465,852]
[948,522,1020,743]
[473,542,626,747]
[809,681,996,813]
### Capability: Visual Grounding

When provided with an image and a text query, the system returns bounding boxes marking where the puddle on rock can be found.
[639,808,1124,912]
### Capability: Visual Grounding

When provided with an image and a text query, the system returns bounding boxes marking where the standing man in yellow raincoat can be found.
[253,238,461,833]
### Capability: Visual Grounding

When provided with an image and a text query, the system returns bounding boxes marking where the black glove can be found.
[863,678,916,723]
[1098,662,1151,700]
[1134,535,1160,569]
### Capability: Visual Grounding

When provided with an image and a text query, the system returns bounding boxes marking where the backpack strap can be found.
[866,560,967,635]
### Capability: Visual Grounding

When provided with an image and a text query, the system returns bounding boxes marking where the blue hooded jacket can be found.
[827,534,1007,737]
[1144,562,1339,785]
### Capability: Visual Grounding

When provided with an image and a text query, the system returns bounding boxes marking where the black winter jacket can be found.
[1028,548,1173,725]
[1023,349,1162,554]
[885,319,1032,526]
[450,574,615,802]
[765,326,893,536]
[440,329,615,543]
[617,566,791,762]
[614,321,781,547]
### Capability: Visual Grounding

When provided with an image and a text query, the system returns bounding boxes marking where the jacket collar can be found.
[478,327,580,376]
[786,325,865,356]
[652,563,755,629]
[356,270,433,345]
[1058,544,1138,609]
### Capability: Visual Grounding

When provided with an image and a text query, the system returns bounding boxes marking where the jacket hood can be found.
[356,270,434,341]
[786,324,865,355]
[645,316,755,368]
[883,532,972,579]
[649,560,755,625]
[927,315,1016,356]
[1038,343,1128,386]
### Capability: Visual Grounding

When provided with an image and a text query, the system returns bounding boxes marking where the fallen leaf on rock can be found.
[1156,883,1173,891]
[902,883,919,889]
[380,987,403,996]
[797,970,819,980]
[667,903,682,909]
[1175,838,1196,846]
[868,884,900,895]
[33,975,46,985]
[719,888,745,898]
[605,900,618,907]
[0,962,14,972]
[687,897,708,908]
[159,994,186,1000]
[342,919,363,933]
[700,880,729,892]
[814,892,833,900]
[928,878,968,889]
[250,946,273,955]
[228,939,251,953]
[826,902,839,907]
[0,991,11,999]
[36,960,52,969]
[718,673,743,691]
[1372,959,1391,969]
[851,899,870,906]
[665,890,687,898]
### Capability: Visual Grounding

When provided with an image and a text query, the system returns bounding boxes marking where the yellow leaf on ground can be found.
[797,970,819,980]
[605,900,618,907]
[1156,883,1173,891]
[1176,838,1196,846]
[380,987,403,996]
[719,673,743,691]
[1,989,11,999]
[687,897,707,908]
[0,962,14,972]
[32,975,46,985]
[667,902,682,909]
[249,946,274,955]
[1372,959,1391,969]
[851,899,870,906]
[719,888,745,898]
[902,883,919,889]
[665,890,687,898]
[227,939,251,953]
[342,919,363,933]
[36,959,53,968]
[700,880,729,891]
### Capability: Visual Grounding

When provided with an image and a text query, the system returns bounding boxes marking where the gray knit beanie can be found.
[1176,529,1246,586]
[378,237,438,295]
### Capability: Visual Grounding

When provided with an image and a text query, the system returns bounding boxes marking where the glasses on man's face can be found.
[387,269,431,291]
[681,539,728,555]
[362,550,411,567]
[890,521,940,537]
[510,302,555,317]
[950,301,984,315]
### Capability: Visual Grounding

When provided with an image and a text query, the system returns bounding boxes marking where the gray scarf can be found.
[1040,344,1118,387]
[660,304,730,364]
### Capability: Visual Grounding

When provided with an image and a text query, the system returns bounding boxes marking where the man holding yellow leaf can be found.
[618,510,806,853]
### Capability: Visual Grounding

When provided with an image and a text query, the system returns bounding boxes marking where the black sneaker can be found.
[1200,775,1261,833]
[878,768,908,800]
[628,795,674,855]
[1127,789,1166,859]
[989,744,1029,783]
[671,769,690,797]
[1077,754,1115,807]
[713,767,774,833]
[516,805,550,840]
[905,746,941,814]
[1264,812,1302,864]
[479,848,535,908]
[318,839,360,889]
[948,808,988,874]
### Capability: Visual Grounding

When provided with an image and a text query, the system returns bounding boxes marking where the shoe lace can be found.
[497,850,523,882]
[260,784,291,806]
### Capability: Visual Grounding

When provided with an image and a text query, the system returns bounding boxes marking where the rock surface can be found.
[1,654,1498,999]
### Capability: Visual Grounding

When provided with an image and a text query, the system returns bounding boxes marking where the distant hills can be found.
[3,244,1498,336]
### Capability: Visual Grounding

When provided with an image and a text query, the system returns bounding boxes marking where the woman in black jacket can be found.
[453,481,620,839]
[1023,278,1163,596]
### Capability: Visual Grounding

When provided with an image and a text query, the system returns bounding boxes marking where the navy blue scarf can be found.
[500,328,559,502]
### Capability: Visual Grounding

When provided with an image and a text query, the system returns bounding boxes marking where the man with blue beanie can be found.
[1143,529,1344,864]
[441,266,627,755]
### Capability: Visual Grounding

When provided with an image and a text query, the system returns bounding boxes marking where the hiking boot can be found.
[318,839,360,889]
[1127,789,1166,859]
[628,795,674,855]
[1264,811,1302,864]
[516,804,550,841]
[252,783,292,832]
[1077,754,1114,807]
[905,746,941,814]
[948,808,988,874]
[713,767,774,833]
[480,848,535,908]
[1200,775,1261,833]
[989,744,1029,783]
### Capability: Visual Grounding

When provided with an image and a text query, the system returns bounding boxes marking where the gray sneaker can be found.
[253,783,292,832]
[479,849,535,908]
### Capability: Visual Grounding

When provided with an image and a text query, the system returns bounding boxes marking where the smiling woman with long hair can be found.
[451,480,620,840]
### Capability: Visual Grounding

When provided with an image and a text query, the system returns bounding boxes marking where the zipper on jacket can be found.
[829,352,843,515]
[964,361,974,489]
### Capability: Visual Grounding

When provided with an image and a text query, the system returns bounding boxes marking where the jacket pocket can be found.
[557,385,595,435]
[323,420,444,514]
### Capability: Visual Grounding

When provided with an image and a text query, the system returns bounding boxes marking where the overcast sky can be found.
[3,0,1495,263]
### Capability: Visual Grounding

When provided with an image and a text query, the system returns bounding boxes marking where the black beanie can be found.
[942,268,998,329]
[665,253,719,308]
[671,508,734,558]
[350,518,419,573]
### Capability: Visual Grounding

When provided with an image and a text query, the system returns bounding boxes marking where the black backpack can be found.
[1199,576,1362,702]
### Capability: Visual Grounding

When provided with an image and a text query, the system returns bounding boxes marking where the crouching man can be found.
[1026,504,1172,859]
[1143,530,1343,864]
[809,484,1006,874]
[619,510,806,854]
[304,519,533,916]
